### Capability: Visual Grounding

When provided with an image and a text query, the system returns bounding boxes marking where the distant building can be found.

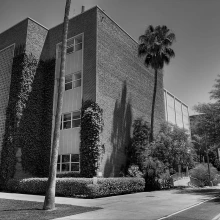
[164,89,191,135]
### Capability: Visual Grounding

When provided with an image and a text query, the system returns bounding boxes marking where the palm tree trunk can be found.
[43,0,71,210]
[150,69,158,142]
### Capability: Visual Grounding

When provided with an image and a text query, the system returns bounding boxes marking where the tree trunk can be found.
[43,0,71,210]
[150,69,158,142]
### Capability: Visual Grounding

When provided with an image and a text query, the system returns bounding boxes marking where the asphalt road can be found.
[164,197,220,220]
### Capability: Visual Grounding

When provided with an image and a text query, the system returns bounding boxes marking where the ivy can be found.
[0,51,55,186]
[20,58,55,176]
[80,100,104,177]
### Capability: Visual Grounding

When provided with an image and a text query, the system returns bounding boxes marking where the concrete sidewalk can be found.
[0,188,218,220]
[174,177,190,187]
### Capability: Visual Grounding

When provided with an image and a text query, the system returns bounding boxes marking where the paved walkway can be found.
[0,187,219,220]
[174,177,190,187]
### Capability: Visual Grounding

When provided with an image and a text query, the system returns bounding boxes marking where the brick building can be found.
[0,6,165,178]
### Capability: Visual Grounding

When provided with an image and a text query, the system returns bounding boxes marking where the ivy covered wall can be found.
[0,51,55,186]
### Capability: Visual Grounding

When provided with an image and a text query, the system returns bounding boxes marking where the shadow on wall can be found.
[104,81,132,177]
[0,46,55,182]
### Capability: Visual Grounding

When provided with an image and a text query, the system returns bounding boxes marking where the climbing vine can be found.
[0,50,55,187]
[80,100,104,177]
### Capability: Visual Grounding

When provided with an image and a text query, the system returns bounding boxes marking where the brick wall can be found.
[0,19,28,51]
[46,7,97,102]
[96,8,165,177]
[0,20,29,166]
[26,19,48,59]
[0,18,48,178]
[0,45,15,163]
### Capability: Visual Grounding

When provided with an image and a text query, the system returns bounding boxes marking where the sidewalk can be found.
[174,177,190,187]
[0,188,217,220]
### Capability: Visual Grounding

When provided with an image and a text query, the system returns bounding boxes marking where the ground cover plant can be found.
[0,198,100,220]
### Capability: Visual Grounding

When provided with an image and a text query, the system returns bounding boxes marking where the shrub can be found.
[158,173,174,189]
[86,178,145,198]
[190,163,218,186]
[127,118,150,171]
[127,165,143,178]
[143,157,167,191]
[6,177,145,198]
[214,159,220,171]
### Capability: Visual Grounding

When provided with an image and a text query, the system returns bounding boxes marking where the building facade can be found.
[164,89,191,135]
[0,6,166,178]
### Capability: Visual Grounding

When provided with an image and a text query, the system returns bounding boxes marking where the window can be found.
[57,35,82,58]
[57,154,80,172]
[60,110,81,130]
[65,72,81,91]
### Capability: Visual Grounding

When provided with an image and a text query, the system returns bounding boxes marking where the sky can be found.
[1,0,220,115]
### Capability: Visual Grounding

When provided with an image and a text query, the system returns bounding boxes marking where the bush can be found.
[86,178,145,198]
[214,159,220,171]
[127,119,150,171]
[143,157,166,191]
[190,163,218,186]
[6,177,145,198]
[127,165,143,178]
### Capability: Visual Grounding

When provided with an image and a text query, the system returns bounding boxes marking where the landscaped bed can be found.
[0,198,100,220]
[6,177,145,198]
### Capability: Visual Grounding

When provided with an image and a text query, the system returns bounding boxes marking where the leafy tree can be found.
[43,0,71,210]
[127,118,150,171]
[193,103,220,145]
[138,25,175,142]
[210,74,220,102]
[149,123,194,173]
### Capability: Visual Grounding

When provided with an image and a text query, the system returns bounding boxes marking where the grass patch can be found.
[0,198,101,220]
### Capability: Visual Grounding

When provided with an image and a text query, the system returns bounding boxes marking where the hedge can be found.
[7,177,145,198]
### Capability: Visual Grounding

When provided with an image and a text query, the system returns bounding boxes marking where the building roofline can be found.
[164,88,188,107]
[49,5,139,45]
[1,6,138,45]
[0,17,48,36]
[27,17,49,30]
[96,5,138,45]
[49,5,99,31]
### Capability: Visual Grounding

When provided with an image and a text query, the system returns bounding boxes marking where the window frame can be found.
[60,110,81,130]
[57,35,83,58]
[65,71,82,91]
[57,154,80,173]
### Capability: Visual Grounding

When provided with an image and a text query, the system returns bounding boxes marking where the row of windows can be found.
[57,154,80,172]
[57,35,83,173]
[57,35,82,58]
[65,72,81,91]
[60,111,81,130]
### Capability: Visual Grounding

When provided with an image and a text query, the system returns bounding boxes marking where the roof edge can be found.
[27,17,48,30]
[0,17,48,36]
[96,5,138,45]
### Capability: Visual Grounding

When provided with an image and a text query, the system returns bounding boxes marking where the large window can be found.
[57,35,82,58]
[60,111,81,130]
[57,154,80,172]
[65,71,81,91]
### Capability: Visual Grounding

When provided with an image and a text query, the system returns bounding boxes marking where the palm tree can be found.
[43,0,71,210]
[138,25,175,142]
